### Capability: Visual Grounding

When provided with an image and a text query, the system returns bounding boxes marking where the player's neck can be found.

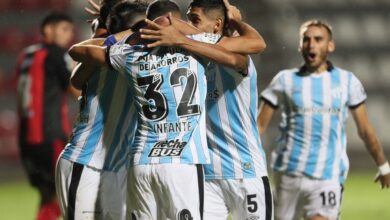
[305,62,328,74]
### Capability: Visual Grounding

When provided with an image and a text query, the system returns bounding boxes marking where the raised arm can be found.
[218,20,266,54]
[140,16,248,72]
[68,38,108,65]
[351,104,390,189]
[218,1,266,54]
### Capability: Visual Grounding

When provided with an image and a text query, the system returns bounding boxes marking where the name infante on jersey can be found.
[148,139,187,157]
[108,33,221,165]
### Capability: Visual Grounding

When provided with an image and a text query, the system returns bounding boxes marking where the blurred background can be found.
[0,0,389,219]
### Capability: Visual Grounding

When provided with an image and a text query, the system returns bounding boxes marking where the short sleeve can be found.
[107,43,134,73]
[188,33,221,44]
[261,72,284,108]
[347,72,367,108]
[104,35,117,46]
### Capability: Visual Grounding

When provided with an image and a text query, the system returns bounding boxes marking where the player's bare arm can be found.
[140,16,248,72]
[257,101,275,136]
[69,16,173,66]
[218,0,266,54]
[351,104,390,189]
[68,38,106,64]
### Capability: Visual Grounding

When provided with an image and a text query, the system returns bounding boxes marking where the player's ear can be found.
[328,40,335,53]
[42,24,53,38]
[213,17,223,34]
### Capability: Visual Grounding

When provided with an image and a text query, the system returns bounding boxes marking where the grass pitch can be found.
[0,172,389,220]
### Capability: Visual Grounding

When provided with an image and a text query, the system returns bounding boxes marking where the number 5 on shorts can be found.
[247,194,258,213]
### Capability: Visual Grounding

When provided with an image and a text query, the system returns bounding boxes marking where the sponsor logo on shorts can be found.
[178,209,193,220]
[148,139,187,157]
[246,215,260,220]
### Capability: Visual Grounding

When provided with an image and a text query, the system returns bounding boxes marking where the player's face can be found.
[299,26,334,72]
[187,7,219,34]
[52,21,74,48]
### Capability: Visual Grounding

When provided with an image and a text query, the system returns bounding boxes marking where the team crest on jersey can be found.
[331,86,343,99]
[148,139,187,157]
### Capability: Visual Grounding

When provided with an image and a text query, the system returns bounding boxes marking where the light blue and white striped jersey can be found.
[204,58,268,180]
[108,33,220,165]
[61,37,137,172]
[261,65,367,183]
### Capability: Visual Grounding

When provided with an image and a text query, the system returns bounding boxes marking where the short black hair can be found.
[189,0,226,19]
[40,12,73,34]
[146,0,181,20]
[107,1,148,34]
[100,0,122,27]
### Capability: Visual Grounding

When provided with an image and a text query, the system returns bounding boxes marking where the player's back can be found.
[108,33,220,166]
[61,38,136,171]
[204,58,268,179]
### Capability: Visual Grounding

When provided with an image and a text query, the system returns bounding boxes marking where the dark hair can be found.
[189,0,226,19]
[300,19,333,39]
[107,1,148,34]
[100,0,122,27]
[40,12,73,34]
[146,0,181,20]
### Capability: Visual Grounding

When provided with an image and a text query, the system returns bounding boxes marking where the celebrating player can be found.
[258,20,390,220]
[67,0,250,219]
[139,0,273,219]
[55,1,148,219]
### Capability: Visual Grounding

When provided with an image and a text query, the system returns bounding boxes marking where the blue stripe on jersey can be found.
[137,55,155,165]
[171,62,197,163]
[220,70,255,178]
[66,72,101,163]
[68,72,101,145]
[322,69,341,179]
[103,91,134,171]
[193,61,207,163]
[304,77,323,176]
[158,64,175,164]
[205,98,234,176]
[287,72,304,173]
[274,74,287,169]
[249,67,264,159]
[79,70,117,164]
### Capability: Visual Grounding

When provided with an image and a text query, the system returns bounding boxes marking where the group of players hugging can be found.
[16,0,390,219]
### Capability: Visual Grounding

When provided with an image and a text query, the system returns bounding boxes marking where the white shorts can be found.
[127,163,204,220]
[204,177,273,220]
[273,173,343,220]
[55,158,127,220]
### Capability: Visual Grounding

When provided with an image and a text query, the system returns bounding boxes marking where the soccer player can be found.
[258,20,390,220]
[68,1,250,219]
[140,0,272,219]
[55,1,148,220]
[15,12,75,220]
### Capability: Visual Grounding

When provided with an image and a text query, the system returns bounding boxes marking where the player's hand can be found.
[374,173,390,189]
[140,13,187,48]
[223,0,242,22]
[84,0,100,23]
[223,0,242,36]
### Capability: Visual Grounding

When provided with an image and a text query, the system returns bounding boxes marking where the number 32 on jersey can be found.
[137,68,200,121]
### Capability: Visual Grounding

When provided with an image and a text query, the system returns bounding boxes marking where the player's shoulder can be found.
[331,66,357,79]
[22,43,44,54]
[274,67,300,79]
